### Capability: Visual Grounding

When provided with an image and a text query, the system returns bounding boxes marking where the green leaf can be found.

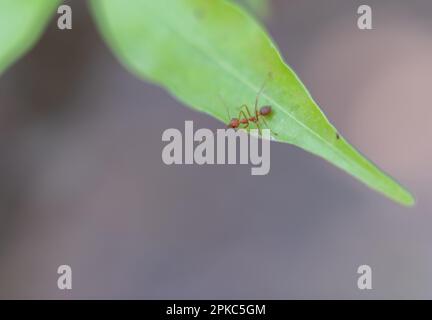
[233,0,270,19]
[90,0,414,206]
[0,0,60,74]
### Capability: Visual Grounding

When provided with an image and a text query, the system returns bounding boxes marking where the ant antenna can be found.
[257,72,273,95]
[255,72,273,111]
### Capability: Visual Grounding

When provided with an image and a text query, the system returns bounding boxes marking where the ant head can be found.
[260,105,272,116]
[228,118,240,128]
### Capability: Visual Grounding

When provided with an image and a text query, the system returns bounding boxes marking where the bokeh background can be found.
[0,0,431,299]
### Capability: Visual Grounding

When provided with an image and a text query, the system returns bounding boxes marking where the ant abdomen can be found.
[228,118,240,128]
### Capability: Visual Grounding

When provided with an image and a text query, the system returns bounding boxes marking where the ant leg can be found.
[260,116,278,137]
[241,122,249,131]
[238,104,250,115]
[239,105,266,136]
[254,90,262,116]
[240,104,253,119]
[242,105,264,135]
[237,109,250,130]
[233,123,248,133]
[255,121,263,137]
[237,109,249,121]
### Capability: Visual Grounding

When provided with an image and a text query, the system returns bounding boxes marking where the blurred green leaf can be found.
[0,0,60,74]
[91,0,414,206]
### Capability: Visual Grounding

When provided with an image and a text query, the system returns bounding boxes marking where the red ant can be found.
[226,73,277,137]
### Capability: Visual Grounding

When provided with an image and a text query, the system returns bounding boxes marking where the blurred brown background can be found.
[0,0,431,299]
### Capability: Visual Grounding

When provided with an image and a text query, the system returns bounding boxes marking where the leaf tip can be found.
[392,186,416,207]
[401,192,416,207]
